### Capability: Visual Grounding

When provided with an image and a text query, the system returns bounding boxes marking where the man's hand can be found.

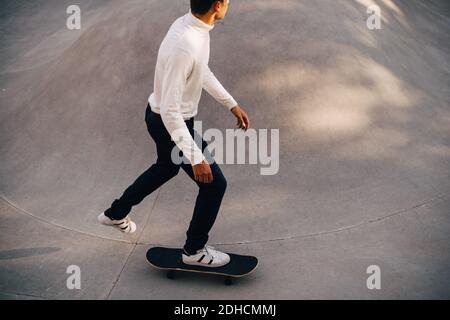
[192,160,213,184]
[231,105,251,131]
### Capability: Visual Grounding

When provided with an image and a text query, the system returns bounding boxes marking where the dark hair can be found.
[190,0,223,15]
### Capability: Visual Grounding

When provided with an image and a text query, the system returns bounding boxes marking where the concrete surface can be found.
[1,0,449,299]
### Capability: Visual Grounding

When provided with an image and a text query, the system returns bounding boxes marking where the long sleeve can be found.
[202,65,238,111]
[159,49,206,165]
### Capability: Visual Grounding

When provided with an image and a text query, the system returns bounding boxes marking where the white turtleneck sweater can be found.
[148,11,238,165]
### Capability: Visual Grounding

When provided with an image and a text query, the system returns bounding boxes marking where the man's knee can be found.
[158,162,180,177]
[218,175,227,192]
[208,174,227,194]
[168,166,181,177]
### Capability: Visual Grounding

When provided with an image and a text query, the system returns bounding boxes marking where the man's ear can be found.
[213,0,222,12]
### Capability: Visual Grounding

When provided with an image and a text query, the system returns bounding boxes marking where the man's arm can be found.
[202,64,238,111]
[203,64,251,131]
[159,48,205,166]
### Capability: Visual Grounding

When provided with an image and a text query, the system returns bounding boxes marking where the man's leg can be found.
[180,131,228,254]
[104,161,180,220]
[104,106,181,221]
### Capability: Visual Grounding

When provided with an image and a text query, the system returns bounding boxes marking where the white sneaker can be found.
[182,245,231,268]
[97,212,137,233]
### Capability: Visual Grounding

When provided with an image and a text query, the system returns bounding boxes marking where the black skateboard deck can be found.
[146,247,258,285]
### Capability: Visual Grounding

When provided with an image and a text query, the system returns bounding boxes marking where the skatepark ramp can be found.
[0,0,449,299]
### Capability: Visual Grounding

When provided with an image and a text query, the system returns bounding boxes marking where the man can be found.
[98,0,250,268]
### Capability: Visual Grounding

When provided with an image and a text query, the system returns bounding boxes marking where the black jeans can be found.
[104,104,227,254]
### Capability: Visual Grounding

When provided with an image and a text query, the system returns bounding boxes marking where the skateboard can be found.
[146,247,258,285]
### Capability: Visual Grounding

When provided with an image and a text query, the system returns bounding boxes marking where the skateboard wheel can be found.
[224,277,233,286]
[166,270,175,280]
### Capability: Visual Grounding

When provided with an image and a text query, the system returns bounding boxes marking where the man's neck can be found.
[193,13,216,26]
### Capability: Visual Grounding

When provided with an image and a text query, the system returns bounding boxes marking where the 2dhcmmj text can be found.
[174,304,278,317]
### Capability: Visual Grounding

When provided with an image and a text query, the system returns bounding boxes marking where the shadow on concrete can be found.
[0,247,61,260]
